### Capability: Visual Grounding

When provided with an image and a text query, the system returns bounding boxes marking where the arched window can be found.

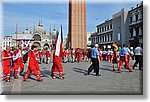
[33,34,41,41]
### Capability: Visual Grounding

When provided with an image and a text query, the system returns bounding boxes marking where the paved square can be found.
[1,60,142,95]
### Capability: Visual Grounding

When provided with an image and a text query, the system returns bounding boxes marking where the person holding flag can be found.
[51,25,64,80]
[112,42,119,51]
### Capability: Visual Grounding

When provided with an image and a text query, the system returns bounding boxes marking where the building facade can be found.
[90,1,143,49]
[68,0,87,49]
[2,36,13,50]
[2,20,57,50]
[91,19,113,49]
[128,2,143,48]
[113,8,130,46]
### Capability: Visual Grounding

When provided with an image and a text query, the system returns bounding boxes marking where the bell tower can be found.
[68,0,87,49]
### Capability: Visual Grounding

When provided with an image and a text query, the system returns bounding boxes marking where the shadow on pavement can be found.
[73,67,87,74]
[41,70,51,78]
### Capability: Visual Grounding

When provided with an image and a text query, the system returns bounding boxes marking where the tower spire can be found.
[15,23,18,34]
[26,24,28,30]
[38,19,41,26]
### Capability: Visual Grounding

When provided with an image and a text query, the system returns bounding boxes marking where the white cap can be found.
[95,44,99,47]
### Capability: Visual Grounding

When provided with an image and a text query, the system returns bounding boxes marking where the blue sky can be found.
[3,0,142,37]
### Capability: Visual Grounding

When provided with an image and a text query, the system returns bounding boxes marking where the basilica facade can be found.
[11,20,57,49]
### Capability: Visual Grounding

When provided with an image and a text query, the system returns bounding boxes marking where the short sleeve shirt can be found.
[120,47,128,56]
[2,50,11,65]
[91,48,99,58]
[28,50,37,64]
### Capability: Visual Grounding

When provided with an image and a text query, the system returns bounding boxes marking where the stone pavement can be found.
[0,60,143,95]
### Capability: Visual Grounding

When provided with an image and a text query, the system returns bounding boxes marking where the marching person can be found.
[132,44,143,70]
[76,48,82,62]
[98,48,103,62]
[39,49,44,64]
[112,48,119,71]
[51,45,64,79]
[118,44,133,73]
[71,48,76,63]
[1,46,12,82]
[87,44,101,76]
[125,45,131,69]
[15,44,24,76]
[23,44,42,82]
[87,49,91,62]
[46,47,51,64]
[63,48,68,63]
[10,47,19,79]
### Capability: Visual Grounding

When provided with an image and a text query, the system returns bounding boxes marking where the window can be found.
[102,27,104,32]
[110,24,112,29]
[107,26,109,30]
[130,16,133,23]
[110,34,112,41]
[135,14,139,22]
[97,28,99,33]
[136,27,139,36]
[130,29,133,38]
[105,35,107,42]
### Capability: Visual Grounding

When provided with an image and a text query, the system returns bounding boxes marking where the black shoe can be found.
[113,69,116,71]
[14,76,18,79]
[6,80,10,82]
[132,66,135,69]
[96,74,101,76]
[84,73,89,76]
[59,77,64,80]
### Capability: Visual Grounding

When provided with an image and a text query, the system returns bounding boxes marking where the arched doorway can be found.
[44,43,50,48]
[33,34,41,41]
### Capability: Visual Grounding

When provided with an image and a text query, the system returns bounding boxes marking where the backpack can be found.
[23,51,28,63]
[10,58,14,67]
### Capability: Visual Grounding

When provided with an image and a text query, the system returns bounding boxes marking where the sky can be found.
[2,0,142,38]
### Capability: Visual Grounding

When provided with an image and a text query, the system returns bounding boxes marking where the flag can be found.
[55,25,63,57]
[112,42,118,50]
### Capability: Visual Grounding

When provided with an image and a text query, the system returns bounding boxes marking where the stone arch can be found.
[33,34,41,41]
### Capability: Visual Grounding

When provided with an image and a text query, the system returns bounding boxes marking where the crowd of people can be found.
[0,42,143,82]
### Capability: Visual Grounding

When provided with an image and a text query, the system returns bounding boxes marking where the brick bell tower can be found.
[68,0,87,49]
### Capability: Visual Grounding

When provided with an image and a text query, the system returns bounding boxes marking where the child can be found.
[112,49,119,71]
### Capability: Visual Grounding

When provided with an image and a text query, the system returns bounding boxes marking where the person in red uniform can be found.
[71,48,76,63]
[46,48,51,64]
[98,48,103,62]
[10,47,19,79]
[112,49,119,71]
[15,45,24,75]
[2,46,12,82]
[51,45,64,79]
[35,49,43,77]
[23,44,42,82]
[39,50,44,64]
[63,49,67,63]
[76,49,82,62]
